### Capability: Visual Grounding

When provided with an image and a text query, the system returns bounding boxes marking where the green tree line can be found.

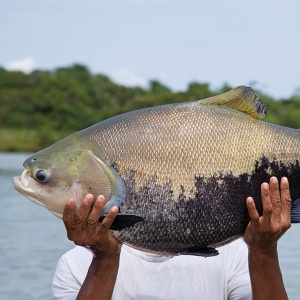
[0,64,299,152]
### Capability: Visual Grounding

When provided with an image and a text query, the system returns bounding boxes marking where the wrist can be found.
[86,243,122,260]
[248,245,278,262]
[89,251,120,281]
[92,247,122,260]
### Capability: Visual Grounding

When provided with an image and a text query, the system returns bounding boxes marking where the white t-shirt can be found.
[52,238,251,300]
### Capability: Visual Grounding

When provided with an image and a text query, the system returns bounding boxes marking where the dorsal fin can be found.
[200,85,266,120]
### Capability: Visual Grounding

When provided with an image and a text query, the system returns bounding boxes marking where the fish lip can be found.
[13,170,29,189]
[12,170,48,208]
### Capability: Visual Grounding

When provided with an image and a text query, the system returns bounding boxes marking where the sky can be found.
[1,0,299,99]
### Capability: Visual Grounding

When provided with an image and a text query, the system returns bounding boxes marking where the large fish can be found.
[13,86,300,256]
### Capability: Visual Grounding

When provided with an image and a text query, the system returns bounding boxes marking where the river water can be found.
[0,152,299,299]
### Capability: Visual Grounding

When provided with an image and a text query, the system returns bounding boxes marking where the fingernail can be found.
[83,196,91,204]
[270,176,278,183]
[111,206,118,213]
[97,195,105,202]
[262,182,269,189]
[281,177,288,183]
[67,198,74,204]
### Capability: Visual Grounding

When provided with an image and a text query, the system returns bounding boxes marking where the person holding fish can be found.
[52,176,291,300]
[12,86,297,299]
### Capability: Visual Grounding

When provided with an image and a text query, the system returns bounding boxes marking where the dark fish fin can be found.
[291,198,300,223]
[99,213,144,230]
[181,247,219,257]
[199,85,266,120]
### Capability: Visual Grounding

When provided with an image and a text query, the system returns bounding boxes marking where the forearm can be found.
[248,247,288,300]
[76,254,120,300]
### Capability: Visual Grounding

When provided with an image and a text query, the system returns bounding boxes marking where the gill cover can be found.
[70,151,143,229]
[73,150,126,214]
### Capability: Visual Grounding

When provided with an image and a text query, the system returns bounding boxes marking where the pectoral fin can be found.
[99,213,144,230]
[181,247,219,257]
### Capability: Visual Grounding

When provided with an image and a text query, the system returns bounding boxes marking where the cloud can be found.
[107,68,148,88]
[5,56,37,73]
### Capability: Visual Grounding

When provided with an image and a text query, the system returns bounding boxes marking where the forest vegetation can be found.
[0,64,299,152]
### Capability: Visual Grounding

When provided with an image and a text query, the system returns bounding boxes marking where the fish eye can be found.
[35,170,49,183]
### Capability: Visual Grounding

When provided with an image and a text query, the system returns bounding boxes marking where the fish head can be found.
[13,139,124,218]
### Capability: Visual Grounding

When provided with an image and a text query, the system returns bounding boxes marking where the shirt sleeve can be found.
[226,240,252,300]
[51,247,92,300]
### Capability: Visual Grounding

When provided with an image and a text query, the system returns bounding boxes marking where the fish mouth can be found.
[13,170,47,208]
[13,170,30,192]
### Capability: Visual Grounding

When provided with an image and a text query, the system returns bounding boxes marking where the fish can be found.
[13,86,300,257]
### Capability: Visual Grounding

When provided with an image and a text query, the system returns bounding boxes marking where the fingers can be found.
[245,180,278,225]
[269,177,282,220]
[74,194,94,234]
[63,194,120,245]
[62,193,122,259]
[246,197,259,221]
[260,181,273,221]
[244,176,292,250]
[261,176,291,233]
[280,177,292,223]
[263,177,291,221]
[85,195,105,235]
[246,177,291,223]
[98,205,119,235]
[63,198,76,240]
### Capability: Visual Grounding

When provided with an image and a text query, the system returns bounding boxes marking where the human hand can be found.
[244,176,292,253]
[63,194,122,259]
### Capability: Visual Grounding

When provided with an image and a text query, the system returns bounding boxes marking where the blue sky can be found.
[1,0,299,98]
